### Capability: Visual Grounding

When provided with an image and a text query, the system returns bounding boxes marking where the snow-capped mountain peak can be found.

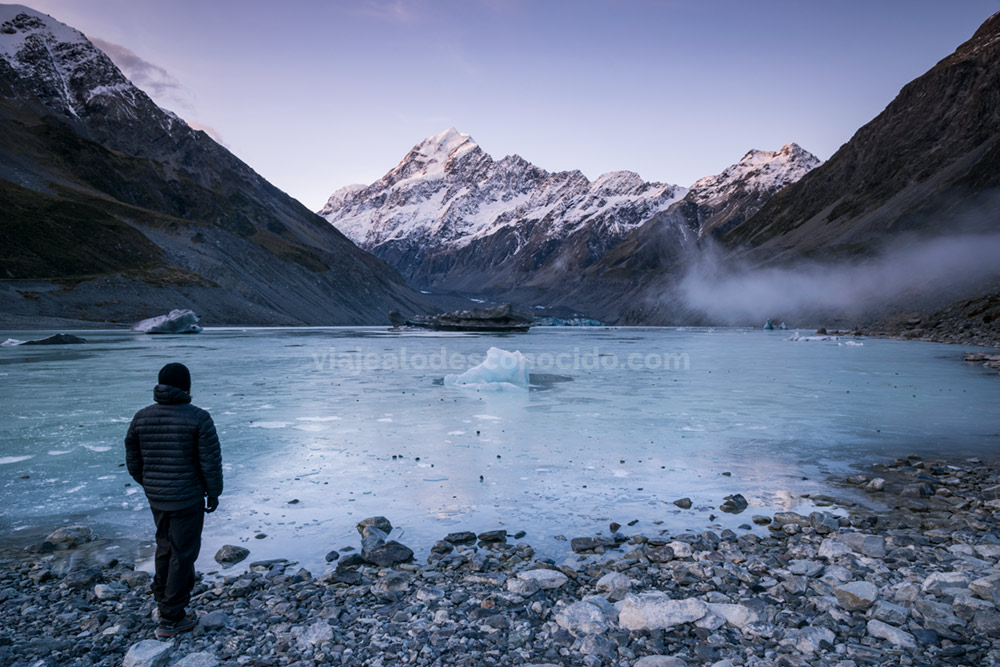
[687,142,821,207]
[0,5,88,56]
[383,127,481,185]
[318,130,687,286]
[0,3,180,132]
[324,183,367,211]
[417,127,476,159]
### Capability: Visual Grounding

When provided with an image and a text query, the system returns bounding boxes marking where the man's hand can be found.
[205,496,219,513]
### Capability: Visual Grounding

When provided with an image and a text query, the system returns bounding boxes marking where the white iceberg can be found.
[2,338,25,346]
[132,309,203,334]
[786,331,837,342]
[444,347,530,391]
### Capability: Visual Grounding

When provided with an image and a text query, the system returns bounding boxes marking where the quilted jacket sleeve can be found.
[124,415,143,485]
[197,411,223,498]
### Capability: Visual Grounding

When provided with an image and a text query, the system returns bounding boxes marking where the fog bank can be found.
[679,233,1000,325]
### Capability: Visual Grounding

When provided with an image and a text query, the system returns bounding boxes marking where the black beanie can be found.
[158,362,191,392]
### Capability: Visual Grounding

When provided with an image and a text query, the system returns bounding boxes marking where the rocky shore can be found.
[859,292,1000,351]
[2,455,1000,666]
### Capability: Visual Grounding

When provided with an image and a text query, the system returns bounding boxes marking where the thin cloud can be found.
[88,36,225,146]
[89,36,189,110]
[185,120,227,147]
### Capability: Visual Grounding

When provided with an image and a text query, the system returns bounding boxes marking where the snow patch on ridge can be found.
[687,143,820,207]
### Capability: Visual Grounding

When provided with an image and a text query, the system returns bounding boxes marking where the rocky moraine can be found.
[2,456,1000,666]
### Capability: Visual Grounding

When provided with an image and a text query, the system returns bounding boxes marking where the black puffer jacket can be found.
[125,384,223,511]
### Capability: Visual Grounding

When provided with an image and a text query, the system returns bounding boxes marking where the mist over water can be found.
[679,233,1000,325]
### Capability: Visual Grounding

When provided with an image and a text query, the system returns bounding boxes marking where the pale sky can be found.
[18,0,1000,210]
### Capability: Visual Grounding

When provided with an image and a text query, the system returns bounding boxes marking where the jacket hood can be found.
[154,384,192,405]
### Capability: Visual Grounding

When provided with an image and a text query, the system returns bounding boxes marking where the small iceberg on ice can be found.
[787,331,838,342]
[787,331,864,345]
[3,334,87,346]
[132,309,203,334]
[444,347,530,391]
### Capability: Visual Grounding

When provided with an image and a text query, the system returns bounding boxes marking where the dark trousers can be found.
[150,502,204,622]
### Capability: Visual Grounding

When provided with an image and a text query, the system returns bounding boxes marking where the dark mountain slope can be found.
[554,12,1000,327]
[722,11,1000,259]
[0,5,428,325]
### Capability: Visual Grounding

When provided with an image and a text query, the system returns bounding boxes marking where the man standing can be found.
[125,362,223,638]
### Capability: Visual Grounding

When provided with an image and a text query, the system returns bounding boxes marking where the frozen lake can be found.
[1,326,998,572]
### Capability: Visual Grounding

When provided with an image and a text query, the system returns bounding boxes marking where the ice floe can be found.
[444,347,530,390]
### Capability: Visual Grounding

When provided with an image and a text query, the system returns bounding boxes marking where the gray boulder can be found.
[633,657,689,667]
[507,577,541,596]
[972,610,1000,637]
[793,626,835,654]
[867,619,917,648]
[477,529,507,543]
[123,640,172,667]
[94,583,125,600]
[361,526,388,557]
[214,545,249,565]
[171,653,219,667]
[364,540,413,567]
[618,593,708,631]
[444,531,477,543]
[970,573,1000,601]
[834,581,878,611]
[356,516,393,535]
[705,602,758,629]
[199,610,229,630]
[44,525,94,549]
[293,620,333,648]
[554,600,610,637]
[371,571,410,600]
[841,533,886,558]
[719,494,748,514]
[517,569,568,590]
[595,572,631,601]
[818,536,852,559]
[921,571,970,596]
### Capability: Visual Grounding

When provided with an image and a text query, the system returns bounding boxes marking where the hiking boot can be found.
[156,611,197,638]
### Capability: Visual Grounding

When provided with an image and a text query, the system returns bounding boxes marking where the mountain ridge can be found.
[320,128,819,303]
